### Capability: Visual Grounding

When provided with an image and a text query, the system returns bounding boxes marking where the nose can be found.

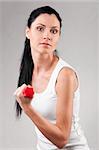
[43,30,51,41]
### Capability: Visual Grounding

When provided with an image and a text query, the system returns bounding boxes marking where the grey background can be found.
[0,1,98,150]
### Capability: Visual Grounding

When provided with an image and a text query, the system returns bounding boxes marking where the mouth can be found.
[40,43,51,46]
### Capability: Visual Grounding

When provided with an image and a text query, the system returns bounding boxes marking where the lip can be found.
[40,43,51,46]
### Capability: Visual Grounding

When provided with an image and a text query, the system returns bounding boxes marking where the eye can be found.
[36,26,44,32]
[50,28,58,34]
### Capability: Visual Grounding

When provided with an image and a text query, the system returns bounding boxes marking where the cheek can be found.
[53,36,60,45]
[29,34,38,45]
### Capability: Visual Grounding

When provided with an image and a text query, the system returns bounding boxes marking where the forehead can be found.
[31,13,60,28]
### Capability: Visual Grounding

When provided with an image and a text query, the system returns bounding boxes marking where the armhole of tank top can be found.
[52,66,80,95]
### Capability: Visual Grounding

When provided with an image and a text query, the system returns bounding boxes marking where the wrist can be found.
[23,104,32,114]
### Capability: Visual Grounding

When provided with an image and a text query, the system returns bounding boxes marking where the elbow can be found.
[57,141,67,149]
[56,136,68,149]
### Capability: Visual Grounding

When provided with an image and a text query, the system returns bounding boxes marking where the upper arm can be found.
[55,67,78,139]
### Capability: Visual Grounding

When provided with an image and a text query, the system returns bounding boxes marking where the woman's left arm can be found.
[16,68,78,149]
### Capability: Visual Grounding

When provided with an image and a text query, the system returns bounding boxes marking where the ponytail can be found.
[15,38,34,117]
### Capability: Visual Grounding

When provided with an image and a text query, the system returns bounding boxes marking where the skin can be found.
[14,13,78,149]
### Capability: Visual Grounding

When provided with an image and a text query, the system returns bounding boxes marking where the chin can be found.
[38,48,51,54]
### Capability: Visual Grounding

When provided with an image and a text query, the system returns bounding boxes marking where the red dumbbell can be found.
[22,86,34,99]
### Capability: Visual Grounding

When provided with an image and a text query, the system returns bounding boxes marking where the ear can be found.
[25,27,30,39]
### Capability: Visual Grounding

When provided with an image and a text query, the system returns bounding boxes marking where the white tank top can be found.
[31,57,88,150]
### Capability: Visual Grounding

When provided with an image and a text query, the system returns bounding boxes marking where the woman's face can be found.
[26,13,60,55]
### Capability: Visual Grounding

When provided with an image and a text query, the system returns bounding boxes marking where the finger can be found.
[20,83,27,92]
[13,86,21,96]
[13,84,27,96]
[27,84,32,87]
[15,89,24,104]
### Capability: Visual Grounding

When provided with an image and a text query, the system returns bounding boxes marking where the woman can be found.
[14,6,90,150]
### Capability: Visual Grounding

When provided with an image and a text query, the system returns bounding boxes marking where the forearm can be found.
[24,105,67,148]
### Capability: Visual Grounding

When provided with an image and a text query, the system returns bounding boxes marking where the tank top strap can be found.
[47,57,69,94]
[47,57,80,95]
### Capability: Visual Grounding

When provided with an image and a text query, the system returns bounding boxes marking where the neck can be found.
[32,53,57,74]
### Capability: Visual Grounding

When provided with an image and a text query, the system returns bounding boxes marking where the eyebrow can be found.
[37,23,59,28]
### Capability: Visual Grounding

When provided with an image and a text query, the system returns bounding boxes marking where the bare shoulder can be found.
[56,67,78,93]
[57,67,77,83]
[59,67,76,77]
